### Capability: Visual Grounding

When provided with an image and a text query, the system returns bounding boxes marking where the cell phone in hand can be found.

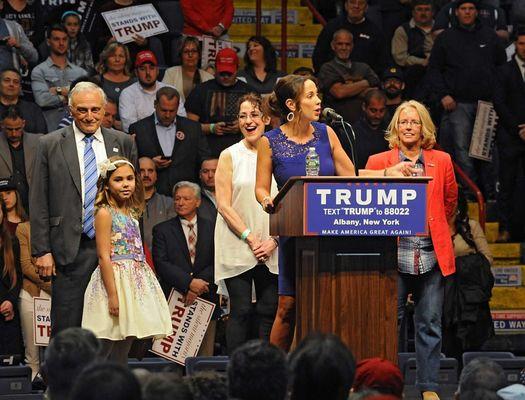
[161,156,172,160]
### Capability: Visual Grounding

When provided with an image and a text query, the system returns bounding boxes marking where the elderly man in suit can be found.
[30,81,137,336]
[130,86,210,196]
[153,181,219,356]
[0,105,41,213]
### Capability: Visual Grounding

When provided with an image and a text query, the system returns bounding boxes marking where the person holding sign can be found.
[255,75,413,351]
[365,100,457,400]
[82,156,172,364]
[215,93,278,354]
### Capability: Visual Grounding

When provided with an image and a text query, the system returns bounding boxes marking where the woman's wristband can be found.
[240,228,251,242]
[210,123,216,134]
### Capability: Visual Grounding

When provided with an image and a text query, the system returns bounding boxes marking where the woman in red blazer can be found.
[365,100,457,400]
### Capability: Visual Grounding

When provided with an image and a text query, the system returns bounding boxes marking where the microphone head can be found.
[322,108,336,119]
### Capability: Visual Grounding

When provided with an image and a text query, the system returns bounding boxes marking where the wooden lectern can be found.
[270,176,430,362]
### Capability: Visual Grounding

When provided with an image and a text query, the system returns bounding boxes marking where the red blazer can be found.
[366,148,458,276]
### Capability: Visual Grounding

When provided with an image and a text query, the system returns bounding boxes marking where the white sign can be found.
[201,36,233,68]
[102,4,168,44]
[33,297,51,346]
[151,289,215,366]
[469,100,498,162]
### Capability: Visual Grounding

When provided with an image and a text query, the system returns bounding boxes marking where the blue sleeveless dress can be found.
[264,122,335,295]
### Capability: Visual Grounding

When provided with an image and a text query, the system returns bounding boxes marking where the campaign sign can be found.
[492,310,525,333]
[492,266,522,287]
[151,289,215,366]
[201,36,233,68]
[304,182,427,236]
[33,297,51,346]
[102,4,168,44]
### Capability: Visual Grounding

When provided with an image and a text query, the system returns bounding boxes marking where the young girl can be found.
[82,156,172,363]
[62,11,95,74]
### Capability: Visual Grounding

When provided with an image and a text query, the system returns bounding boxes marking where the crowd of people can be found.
[0,0,521,398]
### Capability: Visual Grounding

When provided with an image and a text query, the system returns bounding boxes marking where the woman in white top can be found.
[162,36,213,104]
[215,93,278,354]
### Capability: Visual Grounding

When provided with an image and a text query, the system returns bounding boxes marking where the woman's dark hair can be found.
[0,199,15,289]
[289,333,356,400]
[454,189,477,250]
[243,36,278,73]
[69,362,142,400]
[263,74,311,118]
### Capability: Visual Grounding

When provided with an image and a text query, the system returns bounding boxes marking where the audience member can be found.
[215,93,278,354]
[455,358,507,399]
[30,82,136,336]
[69,362,142,400]
[120,50,184,133]
[0,198,22,356]
[162,36,213,105]
[352,358,404,399]
[0,0,44,47]
[0,1,37,72]
[289,333,356,400]
[0,106,42,212]
[95,42,136,112]
[56,76,102,129]
[0,177,25,236]
[228,339,288,400]
[139,156,175,250]
[142,373,193,400]
[16,218,51,379]
[391,0,434,98]
[318,28,379,124]
[179,0,234,39]
[312,0,387,74]
[381,66,405,117]
[31,24,86,131]
[186,48,251,157]
[352,89,389,169]
[366,101,458,400]
[42,327,101,400]
[62,11,95,74]
[198,158,218,221]
[427,0,505,199]
[0,68,47,133]
[187,370,229,400]
[433,0,509,41]
[131,86,209,196]
[292,66,315,78]
[493,29,525,243]
[238,36,285,95]
[153,181,219,356]
[102,98,118,129]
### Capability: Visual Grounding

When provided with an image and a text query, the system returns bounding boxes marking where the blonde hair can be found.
[94,156,145,217]
[385,100,436,150]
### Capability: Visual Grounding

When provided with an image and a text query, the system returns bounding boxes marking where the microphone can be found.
[322,107,343,121]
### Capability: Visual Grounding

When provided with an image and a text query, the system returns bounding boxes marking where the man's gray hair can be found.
[332,28,353,43]
[457,358,506,396]
[173,181,201,199]
[68,82,107,107]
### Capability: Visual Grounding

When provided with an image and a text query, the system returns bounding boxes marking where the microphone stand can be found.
[330,116,359,176]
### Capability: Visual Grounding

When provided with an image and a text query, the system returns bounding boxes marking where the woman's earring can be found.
[286,112,294,122]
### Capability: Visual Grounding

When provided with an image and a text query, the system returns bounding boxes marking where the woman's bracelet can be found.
[271,236,279,247]
[240,228,251,242]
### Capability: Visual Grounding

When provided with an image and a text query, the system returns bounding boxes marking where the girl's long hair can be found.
[0,200,16,289]
[94,156,145,218]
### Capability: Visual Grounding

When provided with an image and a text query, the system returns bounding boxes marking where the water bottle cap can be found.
[309,147,315,151]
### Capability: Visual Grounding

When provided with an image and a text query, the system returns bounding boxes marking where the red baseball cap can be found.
[353,358,404,398]
[135,50,158,67]
[215,48,238,74]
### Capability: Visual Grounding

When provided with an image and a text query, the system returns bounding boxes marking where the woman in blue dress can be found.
[255,74,412,351]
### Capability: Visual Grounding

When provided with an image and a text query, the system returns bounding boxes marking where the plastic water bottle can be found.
[305,147,320,176]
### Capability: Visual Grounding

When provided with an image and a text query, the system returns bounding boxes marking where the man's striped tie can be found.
[83,135,97,239]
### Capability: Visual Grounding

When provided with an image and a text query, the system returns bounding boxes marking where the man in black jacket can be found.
[130,86,210,196]
[426,0,505,198]
[312,0,387,74]
[492,30,525,242]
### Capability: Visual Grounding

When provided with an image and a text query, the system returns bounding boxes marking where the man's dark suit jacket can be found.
[0,131,41,184]
[493,58,525,146]
[29,126,137,266]
[130,114,210,196]
[152,214,219,317]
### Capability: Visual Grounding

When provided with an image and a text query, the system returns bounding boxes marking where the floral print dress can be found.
[82,206,172,340]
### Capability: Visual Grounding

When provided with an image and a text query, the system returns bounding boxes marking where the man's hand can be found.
[152,155,172,170]
[132,34,147,47]
[518,124,525,142]
[0,300,14,321]
[441,95,457,112]
[35,253,55,279]
[211,25,225,38]
[189,278,209,296]
[184,290,198,306]
[5,36,19,48]
[214,121,239,136]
